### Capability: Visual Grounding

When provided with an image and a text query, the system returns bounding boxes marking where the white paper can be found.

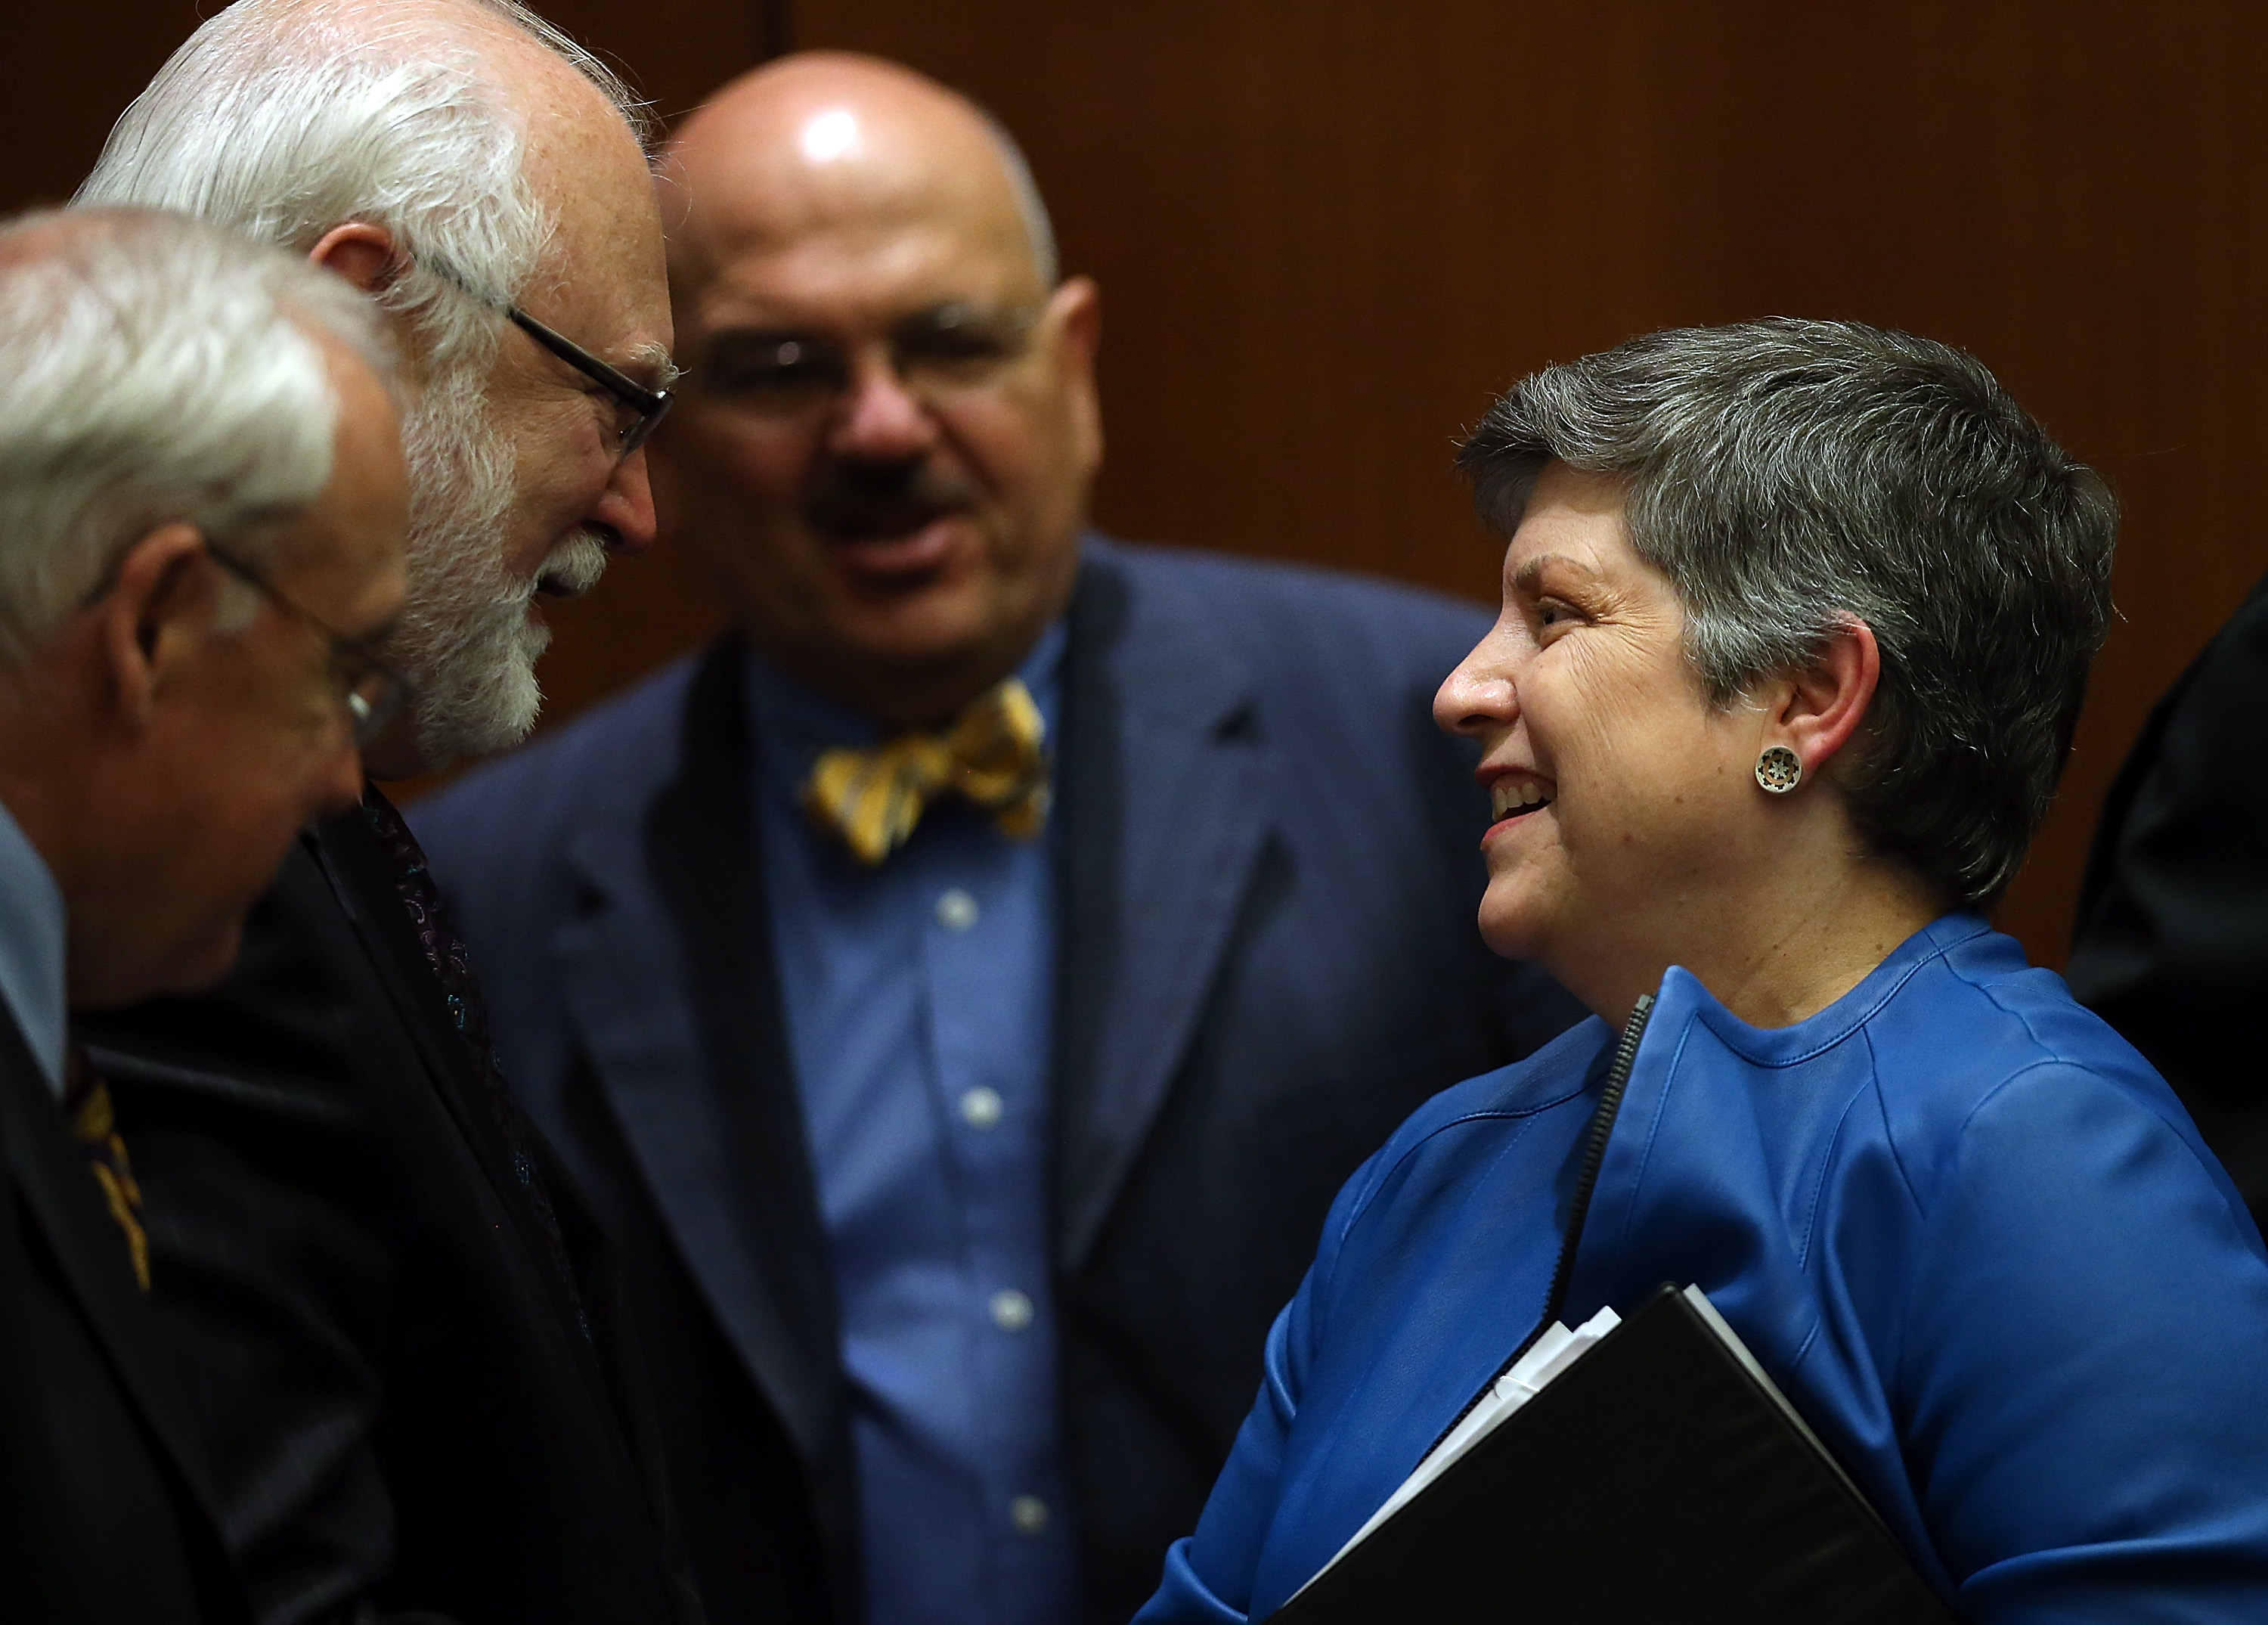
[1294,1301,1624,1597]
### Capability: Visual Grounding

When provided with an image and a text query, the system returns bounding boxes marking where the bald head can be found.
[654,51,1100,729]
[668,53,1055,304]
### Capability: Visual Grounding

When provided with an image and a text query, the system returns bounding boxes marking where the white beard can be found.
[391,367,609,765]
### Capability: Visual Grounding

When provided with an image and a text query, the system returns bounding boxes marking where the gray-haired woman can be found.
[1136,319,2268,1623]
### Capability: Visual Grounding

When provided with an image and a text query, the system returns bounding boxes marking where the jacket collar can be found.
[1050,538,1277,1269]
[549,639,847,1468]
[0,1009,232,1530]
[309,808,600,1362]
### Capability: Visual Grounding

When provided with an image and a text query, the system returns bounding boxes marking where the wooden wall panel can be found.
[3,5,209,212]
[14,4,2268,970]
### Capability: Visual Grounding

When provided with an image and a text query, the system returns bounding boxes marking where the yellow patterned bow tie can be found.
[803,677,1050,866]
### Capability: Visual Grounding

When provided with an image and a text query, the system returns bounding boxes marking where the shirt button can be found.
[1009,1495,1049,1536]
[989,1289,1035,1332]
[959,1086,1005,1129]
[934,888,979,932]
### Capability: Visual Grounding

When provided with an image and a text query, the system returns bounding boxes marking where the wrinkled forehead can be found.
[489,33,667,309]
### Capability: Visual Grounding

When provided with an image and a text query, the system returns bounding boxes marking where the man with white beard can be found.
[71,4,709,1623]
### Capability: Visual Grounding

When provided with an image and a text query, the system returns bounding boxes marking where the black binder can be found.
[1267,1284,1955,1623]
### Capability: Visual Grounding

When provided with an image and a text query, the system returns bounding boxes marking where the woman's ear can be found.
[1767,617,1881,780]
[92,523,216,730]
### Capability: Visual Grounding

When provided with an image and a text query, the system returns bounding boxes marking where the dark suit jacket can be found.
[2071,567,2268,1225]
[0,1001,245,1623]
[76,808,707,1625]
[414,538,1586,1625]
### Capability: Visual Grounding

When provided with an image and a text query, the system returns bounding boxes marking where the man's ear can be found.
[1054,274,1101,368]
[1765,617,1881,780]
[92,523,218,730]
[1051,274,1104,478]
[308,222,401,294]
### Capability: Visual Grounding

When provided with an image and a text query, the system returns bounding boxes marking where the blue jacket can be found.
[1136,916,2268,1623]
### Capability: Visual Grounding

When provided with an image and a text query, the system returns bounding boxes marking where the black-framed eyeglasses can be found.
[505,304,674,457]
[206,545,415,746]
[420,257,673,457]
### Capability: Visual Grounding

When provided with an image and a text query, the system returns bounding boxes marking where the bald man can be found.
[70,6,701,1625]
[418,51,1582,1625]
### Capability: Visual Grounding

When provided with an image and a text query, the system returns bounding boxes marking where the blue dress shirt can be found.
[1138,916,2268,1623]
[747,626,1077,1625]
[0,794,67,1093]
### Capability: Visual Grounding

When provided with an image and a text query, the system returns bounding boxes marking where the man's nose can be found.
[827,352,938,464]
[590,445,659,554]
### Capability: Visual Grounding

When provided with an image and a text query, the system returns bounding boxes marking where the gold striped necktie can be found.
[803,677,1050,866]
[64,1045,149,1291]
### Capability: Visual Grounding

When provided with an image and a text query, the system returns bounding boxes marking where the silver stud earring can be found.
[1755,746,1802,794]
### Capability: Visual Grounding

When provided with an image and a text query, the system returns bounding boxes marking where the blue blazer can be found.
[414,536,1585,1625]
[1136,916,2268,1624]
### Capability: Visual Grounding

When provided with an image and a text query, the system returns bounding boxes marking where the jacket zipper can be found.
[1423,990,1656,1453]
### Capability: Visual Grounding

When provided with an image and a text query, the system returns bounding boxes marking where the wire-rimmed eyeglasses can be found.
[206,545,415,746]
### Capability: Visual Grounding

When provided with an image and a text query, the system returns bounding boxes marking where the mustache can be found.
[803,458,982,539]
[529,529,611,598]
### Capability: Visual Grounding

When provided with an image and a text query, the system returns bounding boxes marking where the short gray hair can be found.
[1458,318,2117,908]
[76,0,652,374]
[0,206,393,667]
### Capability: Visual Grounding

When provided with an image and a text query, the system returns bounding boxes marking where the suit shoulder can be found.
[412,650,705,858]
[1863,926,2231,1210]
[80,839,379,1100]
[1367,1020,1607,1170]
[1096,537,1492,663]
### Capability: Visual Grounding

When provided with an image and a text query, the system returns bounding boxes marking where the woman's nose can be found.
[1433,634,1520,740]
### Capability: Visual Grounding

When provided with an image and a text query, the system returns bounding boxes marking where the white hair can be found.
[77,0,650,372]
[0,206,392,669]
[76,0,654,763]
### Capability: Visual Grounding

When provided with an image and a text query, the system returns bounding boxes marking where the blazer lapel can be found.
[309,814,596,1351]
[550,638,844,1468]
[0,1016,222,1516]
[1052,543,1277,1272]
[310,816,498,1150]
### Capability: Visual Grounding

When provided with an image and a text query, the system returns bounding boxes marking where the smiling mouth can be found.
[1490,780,1553,822]
[814,501,957,543]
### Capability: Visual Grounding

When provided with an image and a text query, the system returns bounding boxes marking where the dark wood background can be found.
[13,2,2268,970]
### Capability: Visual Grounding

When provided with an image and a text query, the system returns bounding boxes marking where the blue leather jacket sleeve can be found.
[1906,1062,2268,1621]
